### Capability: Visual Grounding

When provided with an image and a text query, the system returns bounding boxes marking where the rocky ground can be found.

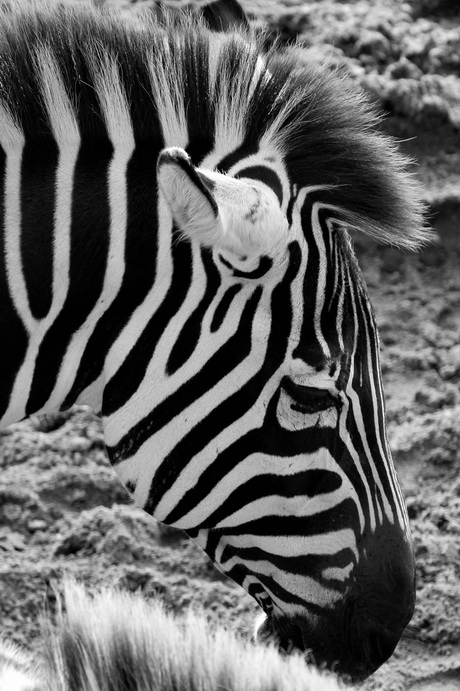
[1,0,460,689]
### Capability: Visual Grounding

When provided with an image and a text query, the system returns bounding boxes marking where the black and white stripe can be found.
[0,1,428,682]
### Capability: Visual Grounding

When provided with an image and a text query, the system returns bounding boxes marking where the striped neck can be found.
[0,129,164,426]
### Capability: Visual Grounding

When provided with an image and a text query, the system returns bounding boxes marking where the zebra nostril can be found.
[282,624,305,654]
[272,617,310,656]
[362,623,400,668]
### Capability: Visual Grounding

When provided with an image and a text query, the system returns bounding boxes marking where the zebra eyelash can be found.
[217,253,273,279]
[281,377,340,415]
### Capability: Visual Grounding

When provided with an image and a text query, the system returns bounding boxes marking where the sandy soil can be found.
[1,0,460,689]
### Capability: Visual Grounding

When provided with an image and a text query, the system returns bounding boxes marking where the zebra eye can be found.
[282,378,338,414]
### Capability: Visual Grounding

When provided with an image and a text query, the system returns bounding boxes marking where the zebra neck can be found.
[0,134,165,427]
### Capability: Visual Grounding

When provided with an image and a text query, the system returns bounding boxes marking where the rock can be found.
[401,29,434,64]
[26,519,49,533]
[414,382,458,410]
[31,411,71,433]
[410,0,460,18]
[116,567,157,593]
[0,529,26,551]
[53,505,161,559]
[390,406,460,467]
[440,344,460,379]
[361,72,460,128]
[1,502,23,522]
[386,56,424,79]
[399,348,439,371]
[380,247,405,273]
[68,436,92,453]
[423,320,456,348]
[358,30,391,58]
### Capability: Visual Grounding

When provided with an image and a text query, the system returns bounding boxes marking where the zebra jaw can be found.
[157,147,288,260]
[254,613,346,682]
[254,612,305,658]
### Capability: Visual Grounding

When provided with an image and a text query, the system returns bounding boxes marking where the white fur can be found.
[148,42,188,150]
[158,148,289,259]
[0,581,343,691]
[0,639,43,691]
[45,53,136,413]
[0,104,30,334]
[3,48,78,422]
[34,46,80,151]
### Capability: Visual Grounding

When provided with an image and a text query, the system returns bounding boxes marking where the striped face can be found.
[104,150,415,682]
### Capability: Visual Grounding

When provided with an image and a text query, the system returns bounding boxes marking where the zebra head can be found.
[146,146,420,682]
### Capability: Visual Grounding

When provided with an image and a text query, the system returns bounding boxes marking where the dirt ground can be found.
[1,0,460,689]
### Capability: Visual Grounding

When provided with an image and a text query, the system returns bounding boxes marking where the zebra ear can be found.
[200,0,250,32]
[157,147,223,246]
[157,147,288,258]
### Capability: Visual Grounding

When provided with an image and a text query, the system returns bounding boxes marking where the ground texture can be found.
[1,0,460,689]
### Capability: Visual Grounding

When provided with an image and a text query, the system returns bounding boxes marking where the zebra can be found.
[0,581,342,691]
[0,0,429,682]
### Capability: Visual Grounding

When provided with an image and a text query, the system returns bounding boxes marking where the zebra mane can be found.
[0,1,429,249]
[35,581,342,691]
[0,638,42,691]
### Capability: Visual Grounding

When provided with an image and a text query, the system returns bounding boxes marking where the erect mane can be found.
[0,1,428,249]
[35,581,342,691]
